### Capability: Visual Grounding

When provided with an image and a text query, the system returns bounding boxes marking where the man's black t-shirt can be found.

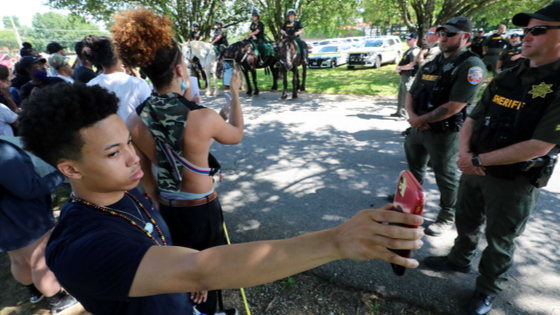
[74,66,97,84]
[250,21,265,40]
[11,75,30,90]
[19,77,65,101]
[45,188,193,315]
[282,20,303,37]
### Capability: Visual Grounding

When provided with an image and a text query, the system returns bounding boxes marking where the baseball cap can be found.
[405,32,418,40]
[20,56,46,69]
[46,42,67,54]
[510,32,522,37]
[478,28,484,32]
[48,53,70,69]
[513,0,560,26]
[436,17,473,33]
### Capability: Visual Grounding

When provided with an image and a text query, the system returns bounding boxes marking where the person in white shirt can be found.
[48,54,74,83]
[0,103,17,137]
[82,35,151,122]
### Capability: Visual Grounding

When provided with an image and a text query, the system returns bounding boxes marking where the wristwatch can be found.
[472,155,482,167]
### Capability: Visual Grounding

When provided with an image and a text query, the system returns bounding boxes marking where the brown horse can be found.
[279,36,307,100]
[216,40,279,96]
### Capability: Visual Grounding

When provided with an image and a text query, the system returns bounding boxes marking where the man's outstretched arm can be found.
[129,205,424,297]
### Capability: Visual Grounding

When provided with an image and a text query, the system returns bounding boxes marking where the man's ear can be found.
[58,160,83,179]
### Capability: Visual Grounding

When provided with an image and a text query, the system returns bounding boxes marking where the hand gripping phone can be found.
[390,170,425,276]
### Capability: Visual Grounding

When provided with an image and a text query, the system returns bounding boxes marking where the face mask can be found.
[31,69,47,81]
[180,77,187,90]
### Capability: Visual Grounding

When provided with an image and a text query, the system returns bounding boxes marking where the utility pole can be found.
[8,16,23,49]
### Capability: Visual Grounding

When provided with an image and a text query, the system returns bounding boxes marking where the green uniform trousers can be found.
[483,54,500,76]
[397,74,414,117]
[295,37,308,61]
[448,174,540,296]
[404,127,459,223]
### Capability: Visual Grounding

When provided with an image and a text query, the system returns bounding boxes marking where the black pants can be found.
[160,197,226,314]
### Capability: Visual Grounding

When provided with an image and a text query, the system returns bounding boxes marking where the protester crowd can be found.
[1,2,560,315]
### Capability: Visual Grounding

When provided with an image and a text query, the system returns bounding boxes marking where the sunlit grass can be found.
[227,65,401,97]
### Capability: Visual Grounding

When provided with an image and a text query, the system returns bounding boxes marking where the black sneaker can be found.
[390,113,404,117]
[467,290,496,315]
[50,294,80,314]
[424,256,471,273]
[387,194,395,202]
[27,284,44,304]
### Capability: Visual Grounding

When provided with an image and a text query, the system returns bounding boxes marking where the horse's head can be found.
[280,37,297,71]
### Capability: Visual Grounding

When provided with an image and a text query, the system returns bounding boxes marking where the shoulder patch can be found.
[468,66,483,85]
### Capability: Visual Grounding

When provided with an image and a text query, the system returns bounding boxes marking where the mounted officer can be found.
[191,22,204,41]
[280,9,308,64]
[246,9,266,66]
[210,19,228,54]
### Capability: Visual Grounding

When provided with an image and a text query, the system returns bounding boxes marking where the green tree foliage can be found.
[48,0,252,42]
[23,12,107,52]
[362,0,550,45]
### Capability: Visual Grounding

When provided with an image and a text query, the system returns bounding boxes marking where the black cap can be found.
[513,1,560,26]
[510,32,522,37]
[46,42,66,54]
[20,56,46,69]
[405,32,418,40]
[437,17,473,33]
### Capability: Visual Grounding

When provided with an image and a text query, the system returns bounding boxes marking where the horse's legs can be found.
[270,65,278,92]
[301,63,306,92]
[292,67,299,100]
[251,68,259,96]
[204,67,213,97]
[281,68,288,100]
[244,68,252,96]
[212,64,219,96]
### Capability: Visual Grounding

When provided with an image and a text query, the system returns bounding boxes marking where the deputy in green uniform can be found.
[392,32,420,118]
[246,9,266,65]
[404,17,487,236]
[210,19,228,53]
[482,24,511,75]
[191,22,203,41]
[417,26,441,66]
[469,28,486,56]
[281,9,308,64]
[496,32,525,73]
[424,4,560,314]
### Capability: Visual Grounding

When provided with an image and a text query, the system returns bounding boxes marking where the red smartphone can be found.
[390,170,425,276]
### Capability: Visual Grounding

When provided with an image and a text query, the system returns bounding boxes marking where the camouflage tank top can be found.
[138,92,220,193]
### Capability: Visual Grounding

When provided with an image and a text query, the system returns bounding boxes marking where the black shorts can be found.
[159,197,226,250]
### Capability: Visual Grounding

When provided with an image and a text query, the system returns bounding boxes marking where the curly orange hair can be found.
[111,7,175,68]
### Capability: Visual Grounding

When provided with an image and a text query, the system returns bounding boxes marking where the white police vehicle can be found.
[308,45,350,68]
[345,36,402,69]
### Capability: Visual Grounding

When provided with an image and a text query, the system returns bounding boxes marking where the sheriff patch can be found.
[468,67,483,85]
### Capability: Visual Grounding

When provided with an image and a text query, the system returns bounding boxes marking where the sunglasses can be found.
[437,31,468,37]
[426,32,437,35]
[523,25,560,36]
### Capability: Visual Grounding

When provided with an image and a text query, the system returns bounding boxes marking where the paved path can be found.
[204,91,560,315]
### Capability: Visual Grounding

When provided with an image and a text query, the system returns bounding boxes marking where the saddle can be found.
[250,40,275,57]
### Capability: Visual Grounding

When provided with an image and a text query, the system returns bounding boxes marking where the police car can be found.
[308,45,351,68]
[345,36,402,69]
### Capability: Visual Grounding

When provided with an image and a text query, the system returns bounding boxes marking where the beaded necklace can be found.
[70,191,167,246]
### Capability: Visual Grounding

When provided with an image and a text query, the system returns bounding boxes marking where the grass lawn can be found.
[235,64,401,97]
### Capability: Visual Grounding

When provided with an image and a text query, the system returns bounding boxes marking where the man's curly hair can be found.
[18,83,119,167]
[111,7,183,89]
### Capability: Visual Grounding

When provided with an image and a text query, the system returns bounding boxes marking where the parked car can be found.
[311,39,343,53]
[345,36,402,69]
[308,45,350,68]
